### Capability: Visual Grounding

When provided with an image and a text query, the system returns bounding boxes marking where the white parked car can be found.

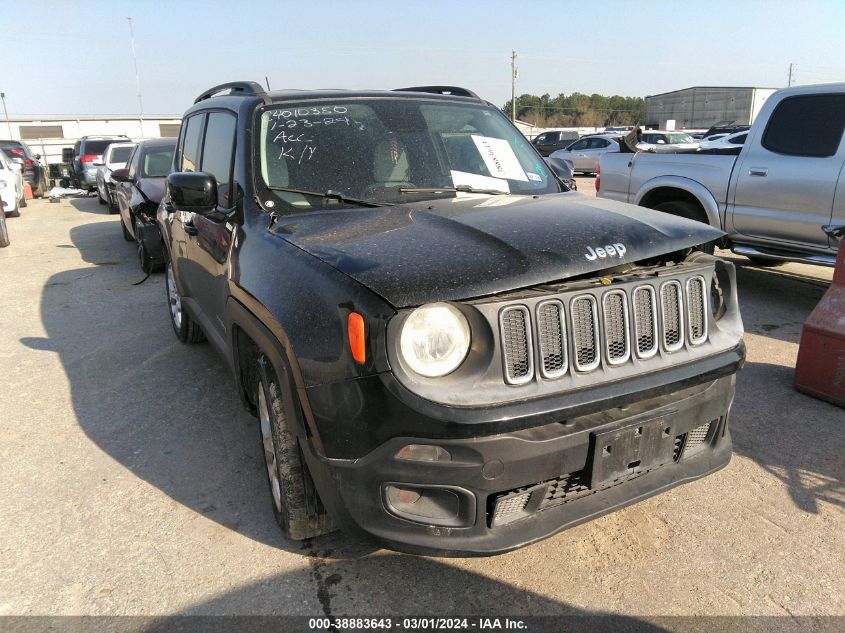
[637,131,699,152]
[0,149,25,217]
[550,134,621,175]
[698,130,748,151]
[95,141,136,213]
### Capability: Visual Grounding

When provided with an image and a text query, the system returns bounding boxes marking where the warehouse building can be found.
[645,86,777,130]
[0,115,182,164]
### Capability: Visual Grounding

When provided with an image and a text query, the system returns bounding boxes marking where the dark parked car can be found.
[0,140,48,197]
[159,81,744,556]
[113,138,176,272]
[531,130,580,156]
[71,135,131,192]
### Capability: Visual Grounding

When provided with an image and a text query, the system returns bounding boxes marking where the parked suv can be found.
[159,81,745,555]
[0,140,48,197]
[71,135,131,191]
[531,130,580,156]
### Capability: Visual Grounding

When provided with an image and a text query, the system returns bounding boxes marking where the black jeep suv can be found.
[159,81,745,556]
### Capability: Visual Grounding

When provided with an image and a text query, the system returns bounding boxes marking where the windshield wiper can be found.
[265,186,391,207]
[398,185,510,196]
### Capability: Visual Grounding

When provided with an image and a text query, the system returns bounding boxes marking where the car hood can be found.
[270,192,724,308]
[137,177,166,204]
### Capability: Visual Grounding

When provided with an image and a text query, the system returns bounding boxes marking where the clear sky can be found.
[3,0,845,116]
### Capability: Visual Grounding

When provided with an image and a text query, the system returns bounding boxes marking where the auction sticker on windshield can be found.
[471,135,528,182]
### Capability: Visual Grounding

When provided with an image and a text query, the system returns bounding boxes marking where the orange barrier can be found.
[23,181,33,200]
[794,236,845,407]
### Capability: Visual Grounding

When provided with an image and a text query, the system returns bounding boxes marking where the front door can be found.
[185,110,238,342]
[730,93,845,251]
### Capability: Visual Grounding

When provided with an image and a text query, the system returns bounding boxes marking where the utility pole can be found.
[128,17,144,118]
[0,93,11,138]
[788,63,794,87]
[510,50,518,122]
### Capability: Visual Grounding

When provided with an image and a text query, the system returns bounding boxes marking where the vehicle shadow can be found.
[21,219,364,552]
[730,359,845,515]
[139,558,671,630]
[69,194,110,215]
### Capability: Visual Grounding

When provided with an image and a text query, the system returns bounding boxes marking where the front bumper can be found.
[303,356,739,556]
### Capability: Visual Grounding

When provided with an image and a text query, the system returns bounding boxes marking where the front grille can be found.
[536,300,567,378]
[602,290,630,364]
[570,295,600,372]
[500,306,533,385]
[660,281,684,351]
[495,273,710,385]
[686,276,708,345]
[632,285,658,358]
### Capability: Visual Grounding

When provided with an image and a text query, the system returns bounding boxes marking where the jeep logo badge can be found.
[585,243,627,261]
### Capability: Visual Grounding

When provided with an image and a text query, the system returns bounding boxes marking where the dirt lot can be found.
[0,183,843,623]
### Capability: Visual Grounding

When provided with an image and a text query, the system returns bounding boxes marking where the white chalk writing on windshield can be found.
[278,145,317,163]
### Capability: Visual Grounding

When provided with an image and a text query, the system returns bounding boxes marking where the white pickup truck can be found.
[598,83,845,266]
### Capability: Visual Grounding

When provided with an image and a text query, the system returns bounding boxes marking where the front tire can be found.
[165,260,205,343]
[256,354,334,540]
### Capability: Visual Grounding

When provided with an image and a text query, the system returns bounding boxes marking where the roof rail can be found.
[194,81,266,104]
[394,86,480,99]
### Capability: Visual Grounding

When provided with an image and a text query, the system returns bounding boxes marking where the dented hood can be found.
[270,192,724,308]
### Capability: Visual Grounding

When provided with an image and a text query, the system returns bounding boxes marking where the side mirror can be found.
[167,172,217,215]
[545,156,575,182]
[111,168,130,182]
[35,154,41,160]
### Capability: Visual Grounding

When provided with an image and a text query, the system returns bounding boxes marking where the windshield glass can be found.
[258,99,558,208]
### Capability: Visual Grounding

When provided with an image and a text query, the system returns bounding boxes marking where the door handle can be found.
[184,222,198,236]
[749,167,768,177]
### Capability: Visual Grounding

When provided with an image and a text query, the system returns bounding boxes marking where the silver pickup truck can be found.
[598,83,845,266]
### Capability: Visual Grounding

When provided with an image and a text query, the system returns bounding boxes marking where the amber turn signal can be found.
[348,312,366,363]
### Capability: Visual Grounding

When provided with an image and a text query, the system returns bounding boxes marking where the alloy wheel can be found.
[258,384,282,512]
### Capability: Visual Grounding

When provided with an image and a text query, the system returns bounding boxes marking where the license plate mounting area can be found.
[589,415,678,488]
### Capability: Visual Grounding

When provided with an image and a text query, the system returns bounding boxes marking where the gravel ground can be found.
[0,186,842,625]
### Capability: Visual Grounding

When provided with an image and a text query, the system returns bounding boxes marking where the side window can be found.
[126,146,139,179]
[200,112,237,208]
[731,134,747,145]
[181,113,206,172]
[569,139,588,151]
[762,94,845,158]
[534,133,548,145]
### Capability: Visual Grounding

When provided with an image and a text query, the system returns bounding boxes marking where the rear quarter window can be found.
[762,94,845,157]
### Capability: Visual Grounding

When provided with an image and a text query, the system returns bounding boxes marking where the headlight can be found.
[399,302,471,377]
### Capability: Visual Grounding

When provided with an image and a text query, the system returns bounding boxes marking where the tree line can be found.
[502,93,646,127]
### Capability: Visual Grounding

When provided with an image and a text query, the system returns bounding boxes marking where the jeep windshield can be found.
[257,99,559,209]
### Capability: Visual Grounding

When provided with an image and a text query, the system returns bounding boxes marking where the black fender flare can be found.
[226,297,325,454]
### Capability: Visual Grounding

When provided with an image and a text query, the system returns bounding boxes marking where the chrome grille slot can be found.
[570,295,600,372]
[686,276,708,345]
[660,281,685,352]
[499,306,534,385]
[632,285,658,359]
[536,300,567,378]
[602,290,630,365]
